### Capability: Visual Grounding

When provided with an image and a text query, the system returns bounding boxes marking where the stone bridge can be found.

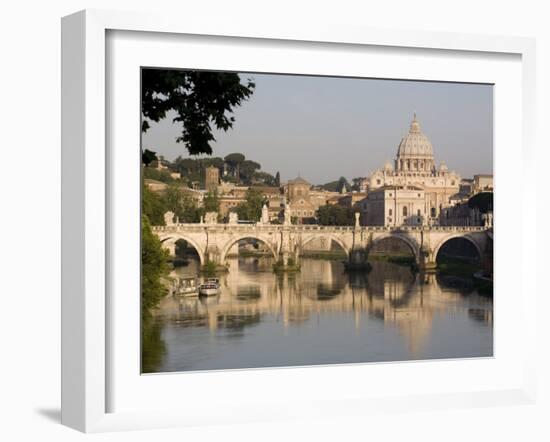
[152,222,491,272]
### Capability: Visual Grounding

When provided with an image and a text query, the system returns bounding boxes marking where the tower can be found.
[205,166,219,192]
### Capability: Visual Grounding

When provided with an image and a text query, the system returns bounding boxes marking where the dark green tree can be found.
[236,188,264,221]
[224,153,246,182]
[179,195,202,223]
[203,190,220,213]
[141,215,170,312]
[142,182,167,225]
[141,69,255,156]
[317,204,354,226]
[468,192,493,214]
[164,183,186,219]
[275,171,281,187]
[239,160,261,184]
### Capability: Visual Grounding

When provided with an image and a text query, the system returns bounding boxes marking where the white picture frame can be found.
[61,9,537,433]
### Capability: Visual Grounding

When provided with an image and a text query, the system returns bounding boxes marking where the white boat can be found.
[198,278,220,296]
[174,276,199,296]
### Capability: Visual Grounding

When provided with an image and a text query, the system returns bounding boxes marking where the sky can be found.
[142,72,493,185]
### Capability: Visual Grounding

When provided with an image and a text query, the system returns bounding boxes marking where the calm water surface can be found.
[145,257,493,373]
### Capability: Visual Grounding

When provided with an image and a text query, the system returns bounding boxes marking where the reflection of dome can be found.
[396,114,434,158]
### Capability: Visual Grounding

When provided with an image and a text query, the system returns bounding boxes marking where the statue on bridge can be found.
[163,211,175,226]
[204,211,218,224]
[261,204,270,224]
[284,202,292,226]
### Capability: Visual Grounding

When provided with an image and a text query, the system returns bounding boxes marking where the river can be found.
[143,256,493,373]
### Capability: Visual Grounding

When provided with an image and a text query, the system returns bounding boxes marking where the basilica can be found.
[365,114,461,226]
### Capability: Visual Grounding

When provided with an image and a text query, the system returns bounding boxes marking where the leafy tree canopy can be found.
[141,69,255,156]
[320,177,350,193]
[317,204,354,226]
[141,215,170,312]
[236,188,264,222]
[468,192,493,214]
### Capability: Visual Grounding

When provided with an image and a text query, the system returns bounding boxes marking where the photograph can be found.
[140,68,494,374]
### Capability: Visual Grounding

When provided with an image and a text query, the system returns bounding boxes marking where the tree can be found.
[236,188,264,221]
[468,192,493,213]
[320,177,351,193]
[141,215,170,312]
[203,190,220,213]
[351,177,364,192]
[275,171,281,187]
[224,153,246,182]
[142,149,158,167]
[253,171,276,186]
[179,195,202,223]
[239,160,261,184]
[164,183,186,219]
[317,204,354,226]
[142,182,167,225]
[141,69,255,156]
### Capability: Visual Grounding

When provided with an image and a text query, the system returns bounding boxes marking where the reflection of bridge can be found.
[159,260,493,358]
[152,223,491,271]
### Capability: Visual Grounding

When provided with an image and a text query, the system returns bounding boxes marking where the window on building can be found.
[403,206,408,217]
[417,209,421,216]
[389,209,393,216]
[431,207,436,217]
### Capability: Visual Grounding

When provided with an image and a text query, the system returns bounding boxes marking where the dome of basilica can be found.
[396,114,434,158]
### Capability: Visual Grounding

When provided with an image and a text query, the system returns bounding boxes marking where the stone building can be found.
[473,174,493,193]
[368,114,460,222]
[285,176,317,222]
[365,185,426,226]
[204,165,220,192]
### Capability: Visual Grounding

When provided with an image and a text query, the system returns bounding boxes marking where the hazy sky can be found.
[142,72,493,184]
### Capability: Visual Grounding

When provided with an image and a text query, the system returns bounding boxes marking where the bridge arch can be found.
[368,233,420,264]
[298,234,350,258]
[220,234,279,264]
[433,233,483,263]
[159,234,206,265]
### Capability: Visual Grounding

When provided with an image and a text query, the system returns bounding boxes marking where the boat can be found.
[173,276,199,296]
[198,278,220,296]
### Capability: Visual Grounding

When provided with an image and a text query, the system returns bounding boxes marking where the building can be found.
[365,185,426,226]
[473,174,493,193]
[367,114,460,222]
[205,166,220,192]
[285,177,317,222]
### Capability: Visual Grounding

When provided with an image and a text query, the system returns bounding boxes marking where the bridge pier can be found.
[344,248,371,271]
[418,249,437,272]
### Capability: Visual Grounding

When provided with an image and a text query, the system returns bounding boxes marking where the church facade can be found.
[366,114,460,226]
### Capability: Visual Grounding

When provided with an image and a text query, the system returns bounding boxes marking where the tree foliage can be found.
[468,192,493,214]
[236,188,264,222]
[142,182,167,225]
[317,204,354,226]
[141,69,255,156]
[320,176,350,193]
[141,215,170,312]
[203,190,220,213]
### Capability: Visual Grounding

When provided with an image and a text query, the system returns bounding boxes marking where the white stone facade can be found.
[367,114,460,223]
[365,186,426,227]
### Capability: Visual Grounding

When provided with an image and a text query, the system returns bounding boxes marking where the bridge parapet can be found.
[152,223,487,233]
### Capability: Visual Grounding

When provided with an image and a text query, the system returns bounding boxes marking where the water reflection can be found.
[145,257,493,373]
